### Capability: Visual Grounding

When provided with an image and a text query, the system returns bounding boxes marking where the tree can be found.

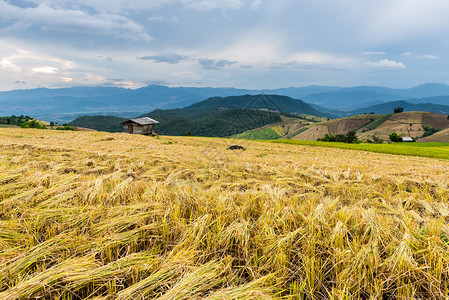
[372,135,384,144]
[389,132,402,142]
[345,131,358,143]
[394,107,404,113]
[422,125,437,137]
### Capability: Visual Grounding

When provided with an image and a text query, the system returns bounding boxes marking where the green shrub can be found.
[318,131,359,143]
[20,120,47,129]
[389,132,402,142]
[366,135,384,144]
[56,125,77,131]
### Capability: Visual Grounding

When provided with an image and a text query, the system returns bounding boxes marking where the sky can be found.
[0,0,448,91]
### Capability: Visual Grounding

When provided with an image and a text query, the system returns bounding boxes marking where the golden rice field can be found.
[1,128,449,299]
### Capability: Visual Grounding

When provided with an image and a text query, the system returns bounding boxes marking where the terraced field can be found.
[286,112,449,142]
[1,128,449,299]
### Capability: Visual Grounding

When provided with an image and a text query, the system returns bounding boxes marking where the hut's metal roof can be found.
[401,137,414,142]
[121,117,159,125]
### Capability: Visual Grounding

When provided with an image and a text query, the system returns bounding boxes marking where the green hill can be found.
[68,109,291,137]
[68,94,331,136]
[351,100,449,115]
[141,94,330,137]
[146,108,287,137]
[183,94,333,118]
[69,115,126,132]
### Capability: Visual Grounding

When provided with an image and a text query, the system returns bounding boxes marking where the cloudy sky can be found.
[0,0,448,91]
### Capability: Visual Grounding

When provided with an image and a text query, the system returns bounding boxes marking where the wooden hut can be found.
[121,117,159,135]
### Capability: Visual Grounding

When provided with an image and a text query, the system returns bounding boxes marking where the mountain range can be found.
[68,94,328,136]
[2,83,449,123]
[67,92,449,143]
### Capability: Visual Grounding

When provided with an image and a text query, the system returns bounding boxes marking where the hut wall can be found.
[122,124,132,134]
[132,124,154,135]
[122,123,155,135]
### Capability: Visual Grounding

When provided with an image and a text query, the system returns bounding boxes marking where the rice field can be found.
[272,139,449,161]
[1,128,449,299]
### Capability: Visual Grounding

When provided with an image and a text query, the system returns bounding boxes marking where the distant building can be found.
[121,117,159,135]
[401,137,414,142]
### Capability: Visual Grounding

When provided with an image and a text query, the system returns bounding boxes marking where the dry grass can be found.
[1,128,449,299]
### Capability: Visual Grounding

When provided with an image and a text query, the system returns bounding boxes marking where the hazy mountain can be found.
[0,85,258,123]
[2,83,449,122]
[303,91,401,110]
[302,83,449,110]
[263,85,342,99]
[350,100,449,115]
[400,83,449,98]
[406,95,449,105]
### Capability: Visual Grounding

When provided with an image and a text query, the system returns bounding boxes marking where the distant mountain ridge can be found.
[302,83,449,110]
[0,85,260,123]
[2,83,449,122]
[141,94,329,136]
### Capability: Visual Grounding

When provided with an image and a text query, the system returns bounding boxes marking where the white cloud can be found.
[362,51,386,55]
[421,54,439,59]
[0,0,448,90]
[183,0,245,11]
[0,1,152,41]
[0,59,21,72]
[363,59,406,69]
[361,0,449,44]
[32,66,58,74]
[213,31,359,70]
[24,0,251,13]
[402,52,439,59]
[23,0,170,13]
[251,0,262,10]
[147,16,179,23]
[288,52,357,68]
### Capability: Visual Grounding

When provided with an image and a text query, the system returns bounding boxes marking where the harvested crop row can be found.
[1,128,449,299]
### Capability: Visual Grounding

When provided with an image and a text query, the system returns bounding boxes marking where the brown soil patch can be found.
[422,112,449,130]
